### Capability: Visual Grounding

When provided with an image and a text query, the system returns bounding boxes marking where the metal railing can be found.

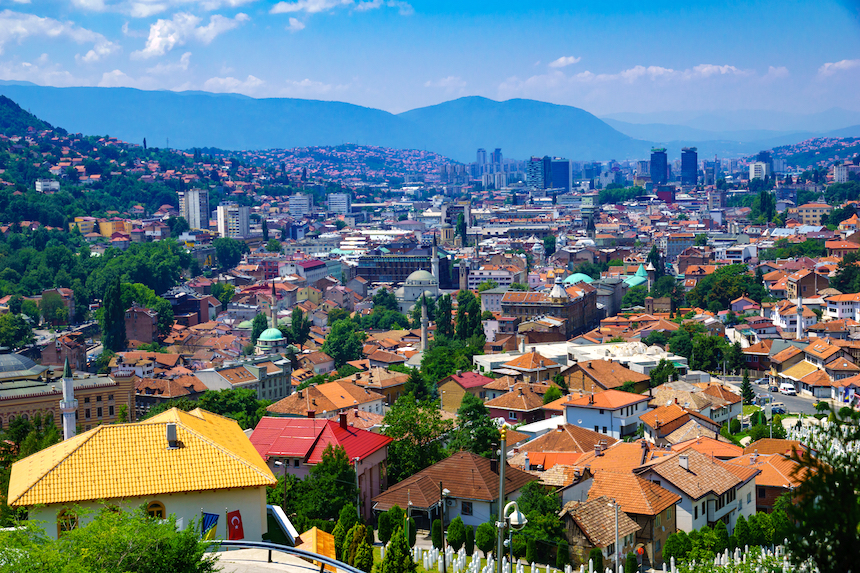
[212,540,364,573]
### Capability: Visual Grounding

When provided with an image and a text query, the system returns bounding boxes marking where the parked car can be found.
[754,377,768,385]
[769,384,780,392]
[770,402,787,415]
[779,382,797,396]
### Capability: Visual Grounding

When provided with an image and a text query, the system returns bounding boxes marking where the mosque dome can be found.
[258,328,285,342]
[406,270,437,285]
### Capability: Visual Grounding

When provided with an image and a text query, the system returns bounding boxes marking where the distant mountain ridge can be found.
[0,81,856,162]
[0,83,647,162]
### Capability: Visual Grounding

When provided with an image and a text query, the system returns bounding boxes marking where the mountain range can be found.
[0,81,857,163]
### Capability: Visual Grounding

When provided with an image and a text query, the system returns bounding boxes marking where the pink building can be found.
[250,414,392,520]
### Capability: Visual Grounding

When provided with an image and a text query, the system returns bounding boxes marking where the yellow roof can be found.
[8,408,275,507]
[781,360,820,382]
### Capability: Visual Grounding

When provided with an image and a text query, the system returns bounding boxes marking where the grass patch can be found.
[743,405,761,416]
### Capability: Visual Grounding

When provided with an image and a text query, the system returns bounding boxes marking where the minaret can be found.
[431,235,440,283]
[59,358,78,440]
[271,280,277,330]
[796,296,803,340]
[420,297,429,352]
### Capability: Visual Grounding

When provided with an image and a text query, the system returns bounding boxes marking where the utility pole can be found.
[354,457,361,519]
[440,481,447,573]
[615,500,620,573]
[496,428,507,573]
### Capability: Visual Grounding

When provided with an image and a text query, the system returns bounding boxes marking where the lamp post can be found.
[354,457,361,519]
[496,428,507,573]
[440,483,450,573]
[498,501,527,573]
[273,460,288,512]
[613,499,619,573]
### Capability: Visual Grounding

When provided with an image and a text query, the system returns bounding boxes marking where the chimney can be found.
[339,412,348,430]
[751,449,759,464]
[674,397,678,405]
[298,390,303,399]
[518,387,524,396]
[588,393,594,405]
[679,454,689,470]
[594,443,603,456]
[166,423,178,448]
[456,370,462,376]
[353,407,359,417]
[524,452,530,470]
[490,458,499,473]
[307,410,316,418]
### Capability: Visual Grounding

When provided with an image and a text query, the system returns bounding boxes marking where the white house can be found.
[8,408,276,540]
[825,293,860,321]
[636,448,758,534]
[564,389,652,439]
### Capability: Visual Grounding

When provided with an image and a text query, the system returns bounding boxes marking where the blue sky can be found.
[0,0,858,115]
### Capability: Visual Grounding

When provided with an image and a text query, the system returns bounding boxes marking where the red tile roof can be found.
[251,417,391,464]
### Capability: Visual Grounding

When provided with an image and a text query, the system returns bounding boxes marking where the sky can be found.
[0,0,859,116]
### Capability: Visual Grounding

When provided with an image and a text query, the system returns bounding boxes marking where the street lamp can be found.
[273,460,288,512]
[608,499,619,573]
[501,501,527,573]
[440,484,450,573]
[354,457,361,519]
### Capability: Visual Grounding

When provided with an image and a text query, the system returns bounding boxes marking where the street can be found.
[750,383,818,415]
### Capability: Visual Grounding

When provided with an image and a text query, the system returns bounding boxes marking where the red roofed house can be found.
[563,390,651,439]
[251,414,392,520]
[437,371,494,413]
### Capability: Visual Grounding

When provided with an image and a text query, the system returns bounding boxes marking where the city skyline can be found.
[0,1,857,118]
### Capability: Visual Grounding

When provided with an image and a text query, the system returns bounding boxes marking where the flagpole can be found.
[225,507,229,547]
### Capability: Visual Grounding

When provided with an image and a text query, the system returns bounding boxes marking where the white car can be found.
[779,382,797,396]
[754,378,768,385]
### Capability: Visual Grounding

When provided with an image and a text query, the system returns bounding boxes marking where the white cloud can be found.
[424,76,466,89]
[764,65,789,80]
[146,51,191,73]
[548,56,580,69]
[270,0,350,14]
[0,59,80,87]
[98,68,135,87]
[270,0,411,15]
[0,10,119,61]
[279,77,349,96]
[286,17,304,31]
[202,74,264,94]
[71,0,257,17]
[132,11,248,58]
[818,59,860,77]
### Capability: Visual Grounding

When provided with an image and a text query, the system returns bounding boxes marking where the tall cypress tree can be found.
[102,276,127,352]
[262,218,269,241]
[436,294,453,339]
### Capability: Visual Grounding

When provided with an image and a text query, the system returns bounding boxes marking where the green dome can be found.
[258,328,285,342]
[237,320,254,329]
[563,273,594,285]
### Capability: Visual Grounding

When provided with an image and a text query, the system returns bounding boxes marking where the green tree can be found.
[101,275,127,352]
[0,505,218,573]
[20,299,40,321]
[435,294,453,338]
[478,279,499,292]
[372,288,399,312]
[465,524,475,556]
[649,359,677,388]
[447,516,467,551]
[250,313,268,345]
[732,514,751,550]
[624,552,638,573]
[509,282,528,291]
[377,505,404,545]
[662,531,691,562]
[713,520,730,554]
[516,481,560,515]
[622,285,647,308]
[448,392,498,457]
[211,282,236,308]
[262,218,269,241]
[694,234,708,246]
[40,291,68,325]
[741,369,754,405]
[0,313,34,349]
[543,235,556,256]
[303,445,357,521]
[290,307,311,348]
[379,529,417,573]
[431,518,443,549]
[556,541,569,569]
[589,548,604,572]
[322,320,366,367]
[265,238,281,253]
[344,523,366,565]
[476,522,496,558]
[647,245,664,280]
[354,539,374,573]
[525,538,537,563]
[332,521,346,561]
[382,395,453,483]
[406,517,417,547]
[456,213,467,245]
[404,367,434,402]
[455,290,482,341]
[337,503,359,543]
[212,237,247,269]
[543,385,563,404]
[784,408,860,573]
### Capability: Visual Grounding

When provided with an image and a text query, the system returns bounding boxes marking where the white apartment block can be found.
[35,179,60,193]
[289,193,312,217]
[216,202,250,238]
[749,162,770,180]
[825,293,860,321]
[327,193,352,214]
[467,266,522,290]
[182,188,210,231]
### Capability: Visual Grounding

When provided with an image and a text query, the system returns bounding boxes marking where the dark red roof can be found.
[297,259,326,269]
[448,372,494,389]
[251,417,392,464]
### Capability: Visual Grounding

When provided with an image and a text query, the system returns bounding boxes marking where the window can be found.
[594,426,599,432]
[747,493,752,504]
[84,397,90,404]
[57,509,78,536]
[96,396,102,402]
[666,507,672,520]
[603,427,607,434]
[694,506,698,519]
[508,412,517,420]
[146,501,165,519]
[656,514,661,527]
[97,408,103,418]
[462,501,473,516]
[294,459,300,467]
[108,394,114,401]
[109,405,114,416]
[758,488,765,498]
[599,409,604,415]
[85,409,90,420]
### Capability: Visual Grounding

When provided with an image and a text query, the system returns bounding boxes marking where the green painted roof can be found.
[258,328,284,342]
[563,273,594,285]
[634,264,647,278]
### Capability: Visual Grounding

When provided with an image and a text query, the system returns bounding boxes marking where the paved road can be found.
[750,383,818,415]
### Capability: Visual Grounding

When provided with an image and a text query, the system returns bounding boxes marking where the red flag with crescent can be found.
[227,510,245,540]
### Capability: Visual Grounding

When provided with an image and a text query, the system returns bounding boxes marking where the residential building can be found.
[479,286,508,313]
[42,288,76,325]
[502,351,562,383]
[251,414,391,521]
[125,303,159,345]
[194,358,291,402]
[485,383,547,424]
[561,359,651,394]
[507,424,618,470]
[40,332,87,372]
[636,449,758,534]
[327,193,352,214]
[8,408,276,540]
[639,404,721,445]
[181,188,210,230]
[266,381,386,417]
[216,202,250,238]
[372,451,535,529]
[563,390,651,439]
[289,193,312,217]
[749,162,770,180]
[725,452,806,513]
[500,279,599,338]
[785,269,829,300]
[585,471,681,567]
[792,203,833,226]
[334,367,408,406]
[35,179,60,193]
[825,293,860,321]
[437,371,494,412]
[560,496,641,571]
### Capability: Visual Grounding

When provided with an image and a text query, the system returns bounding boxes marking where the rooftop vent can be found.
[166,423,178,448]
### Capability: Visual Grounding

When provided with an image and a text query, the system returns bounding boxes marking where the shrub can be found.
[624,552,638,573]
[465,525,475,556]
[476,522,496,558]
[589,548,603,572]
[526,538,537,563]
[447,516,467,552]
[730,418,741,434]
[556,541,570,569]
[431,519,443,550]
